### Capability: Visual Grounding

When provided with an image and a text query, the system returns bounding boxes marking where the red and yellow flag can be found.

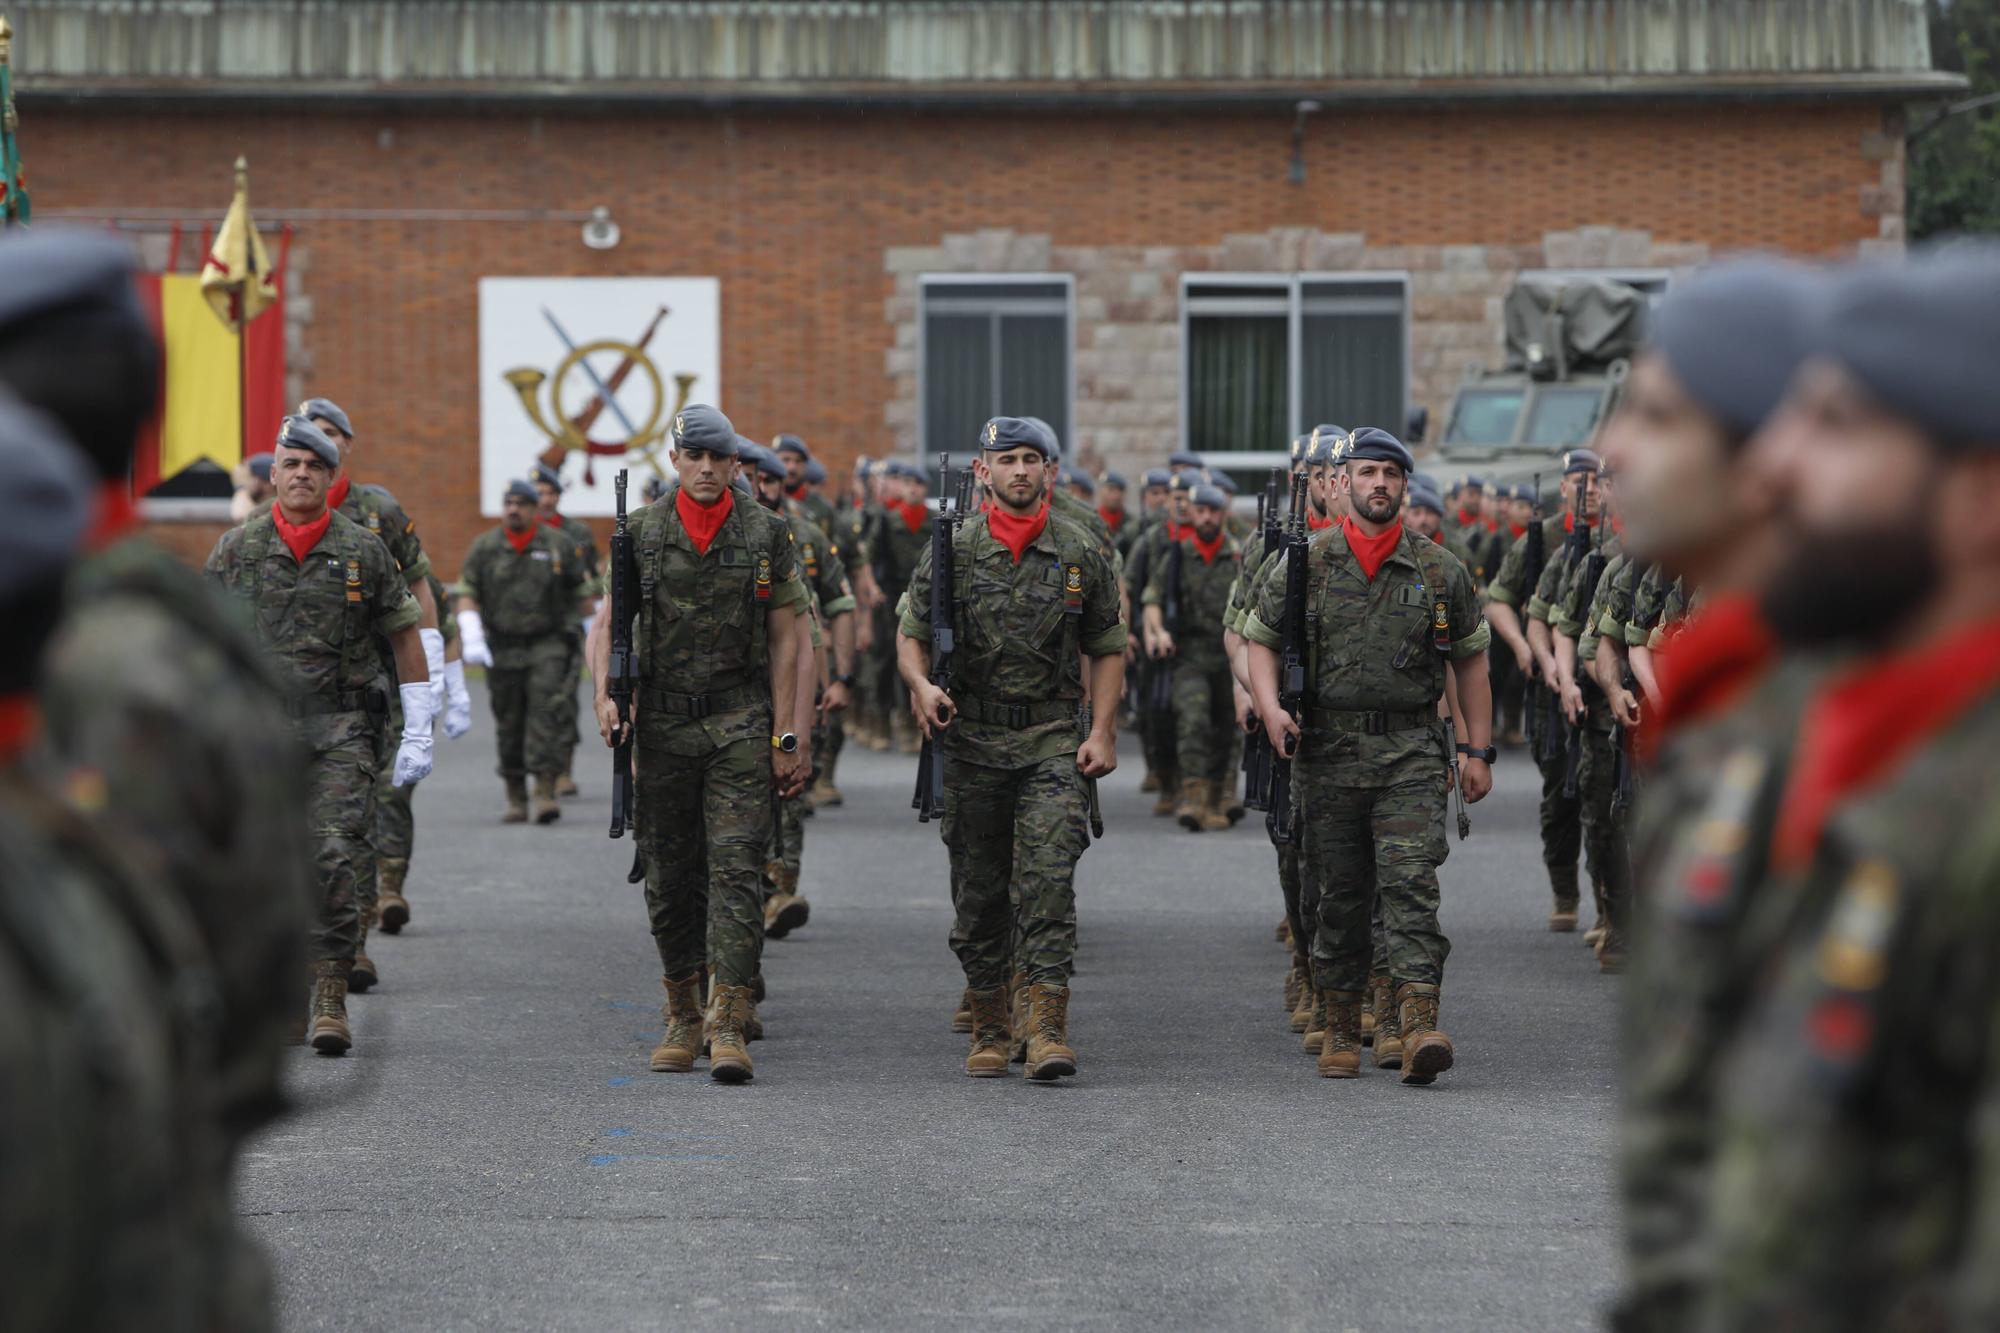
[199,156,277,330]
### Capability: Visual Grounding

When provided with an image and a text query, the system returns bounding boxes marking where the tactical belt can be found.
[284,689,379,719]
[639,682,763,719]
[1305,707,1435,735]
[955,694,1076,729]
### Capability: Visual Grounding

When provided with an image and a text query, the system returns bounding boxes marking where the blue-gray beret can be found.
[1169,450,1203,469]
[1190,484,1228,510]
[1344,427,1415,474]
[1142,468,1171,488]
[298,397,353,439]
[1067,470,1096,497]
[1408,484,1446,516]
[1454,473,1486,492]
[503,479,538,505]
[245,452,273,482]
[1307,424,1349,468]
[642,475,669,503]
[530,461,564,492]
[1168,471,1194,492]
[0,228,147,339]
[1814,242,2000,449]
[805,458,827,485]
[885,459,927,482]
[276,414,341,467]
[1211,471,1238,494]
[773,433,811,459]
[1562,448,1602,475]
[978,416,1056,460]
[672,404,737,456]
[1652,255,1820,440]
[738,440,786,481]
[1101,470,1127,490]
[1018,416,1061,460]
[0,393,93,605]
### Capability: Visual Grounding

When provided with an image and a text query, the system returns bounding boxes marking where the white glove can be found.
[419,628,448,711]
[442,659,473,739]
[458,609,492,668]
[392,681,437,788]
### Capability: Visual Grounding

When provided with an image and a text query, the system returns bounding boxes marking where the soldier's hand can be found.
[1610,689,1641,730]
[1150,630,1177,660]
[1513,641,1534,676]
[912,683,955,738]
[773,749,807,797]
[1560,681,1585,723]
[1233,686,1255,731]
[595,695,627,746]
[1460,757,1493,803]
[1077,734,1118,778]
[821,680,852,715]
[856,616,877,653]
[1264,709,1301,758]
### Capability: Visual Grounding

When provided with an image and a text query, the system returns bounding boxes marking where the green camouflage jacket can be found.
[1484,512,1568,607]
[1142,528,1242,671]
[549,512,603,597]
[336,479,431,587]
[783,508,857,620]
[460,525,588,666]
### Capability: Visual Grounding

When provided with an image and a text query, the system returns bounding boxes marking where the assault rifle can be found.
[1266,470,1311,846]
[912,454,970,822]
[1520,472,1553,761]
[607,470,638,841]
[1080,703,1105,840]
[1444,715,1471,840]
[1561,510,1611,801]
[1241,469,1285,812]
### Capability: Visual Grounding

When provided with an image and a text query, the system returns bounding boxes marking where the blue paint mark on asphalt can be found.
[607,1076,634,1086]
[603,1127,633,1138]
[589,1152,738,1166]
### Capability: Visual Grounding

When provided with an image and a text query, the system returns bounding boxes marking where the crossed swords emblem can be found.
[504,305,697,485]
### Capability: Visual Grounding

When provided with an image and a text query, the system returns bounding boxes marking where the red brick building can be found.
[12,0,1957,572]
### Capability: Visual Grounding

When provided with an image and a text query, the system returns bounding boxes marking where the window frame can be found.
[916,272,1076,467]
[1179,271,1411,473]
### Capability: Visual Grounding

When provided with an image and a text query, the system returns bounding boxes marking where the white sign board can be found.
[478,276,721,516]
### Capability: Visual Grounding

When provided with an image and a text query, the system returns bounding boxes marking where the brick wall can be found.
[31,100,1900,575]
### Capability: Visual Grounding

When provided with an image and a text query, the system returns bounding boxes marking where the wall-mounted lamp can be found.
[1289,100,1323,186]
[581,205,621,250]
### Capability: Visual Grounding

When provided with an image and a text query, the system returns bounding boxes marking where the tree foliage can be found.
[1911,0,2000,238]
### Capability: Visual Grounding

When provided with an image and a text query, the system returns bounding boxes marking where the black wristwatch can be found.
[1456,743,1498,764]
[831,673,855,687]
[772,732,799,754]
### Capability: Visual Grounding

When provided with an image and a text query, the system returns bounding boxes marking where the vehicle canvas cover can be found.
[1502,278,1647,373]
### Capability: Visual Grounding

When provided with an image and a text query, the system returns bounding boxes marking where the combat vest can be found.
[1304,526,1458,716]
[946,511,1095,718]
[210,511,391,716]
[469,527,579,645]
[634,499,777,702]
[1166,530,1241,665]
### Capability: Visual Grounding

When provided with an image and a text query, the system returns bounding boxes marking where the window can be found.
[920,277,1073,466]
[1523,386,1608,447]
[1182,275,1409,486]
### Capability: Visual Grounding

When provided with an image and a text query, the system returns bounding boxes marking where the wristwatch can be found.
[831,673,855,687]
[772,732,799,753]
[1456,743,1498,764]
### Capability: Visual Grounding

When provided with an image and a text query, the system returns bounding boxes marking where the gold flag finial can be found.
[1,18,14,64]
[200,154,278,330]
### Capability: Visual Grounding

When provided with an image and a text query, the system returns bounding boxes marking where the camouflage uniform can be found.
[822,498,880,781]
[767,509,855,889]
[900,511,1126,988]
[618,494,802,986]
[1125,517,1181,794]
[1245,527,1488,994]
[460,524,586,783]
[205,509,419,964]
[869,502,930,738]
[548,511,603,778]
[1142,526,1242,786]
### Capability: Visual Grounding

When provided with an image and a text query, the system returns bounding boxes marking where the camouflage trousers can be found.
[766,790,805,885]
[1171,660,1236,785]
[297,714,380,964]
[487,635,574,779]
[940,749,1089,989]
[560,632,584,776]
[1299,762,1451,994]
[1577,710,1632,930]
[367,686,415,918]
[1139,658,1178,785]
[821,710,845,785]
[635,728,772,987]
[1534,709,1584,905]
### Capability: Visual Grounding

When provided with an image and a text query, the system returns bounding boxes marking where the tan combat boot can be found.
[1139,769,1160,795]
[1024,982,1077,1081]
[1315,990,1364,1079]
[707,983,756,1083]
[1220,779,1247,827]
[1274,917,1291,946]
[1360,987,1375,1046]
[951,989,974,1034]
[1197,780,1232,832]
[1548,865,1580,932]
[964,986,1011,1078]
[650,972,706,1073]
[1009,970,1032,1063]
[376,855,412,934]
[532,774,561,825]
[502,775,529,824]
[349,919,378,994]
[809,775,843,808]
[1596,924,1628,974]
[763,865,810,940]
[1397,982,1454,1085]
[1300,987,1328,1055]
[555,770,579,799]
[1282,963,1302,1026]
[1175,778,1208,831]
[1152,769,1180,817]
[1370,973,1403,1070]
[1287,962,1313,1033]
[309,960,352,1055]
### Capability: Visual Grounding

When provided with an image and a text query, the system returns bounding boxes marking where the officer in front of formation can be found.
[587,405,805,1086]
[898,416,1126,1082]
[458,478,590,825]
[1142,481,1243,832]
[530,459,602,800]
[204,415,436,1056]
[1244,426,1493,1084]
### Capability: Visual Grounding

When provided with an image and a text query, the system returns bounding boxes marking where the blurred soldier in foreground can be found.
[205,416,433,1055]
[531,460,602,799]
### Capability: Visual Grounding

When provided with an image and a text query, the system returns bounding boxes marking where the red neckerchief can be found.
[1484,517,1500,533]
[327,474,352,512]
[1190,529,1226,565]
[540,513,564,530]
[1562,511,1600,536]
[987,501,1049,563]
[1099,506,1125,533]
[894,499,929,533]
[1611,513,1626,538]
[504,524,538,554]
[271,501,333,564]
[1430,531,1444,545]
[1457,508,1479,528]
[1639,593,1776,765]
[1341,515,1404,581]
[88,482,139,551]
[1306,509,1334,532]
[1772,615,2000,874]
[1508,522,1528,540]
[787,484,808,502]
[675,487,734,556]
[0,695,38,764]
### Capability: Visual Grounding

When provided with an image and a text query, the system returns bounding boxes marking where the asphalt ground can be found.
[241,680,1620,1332]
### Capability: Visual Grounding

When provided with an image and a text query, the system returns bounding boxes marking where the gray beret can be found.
[804,459,827,485]
[641,475,669,503]
[1652,255,1820,439]
[1168,450,1203,469]
[530,461,564,492]
[0,394,93,604]
[0,228,147,339]
[1408,485,1446,516]
[246,452,273,482]
[1344,427,1416,473]
[1562,448,1602,475]
[1067,470,1096,497]
[1018,416,1061,460]
[503,479,538,505]
[773,433,811,459]
[1101,471,1128,490]
[298,397,353,440]
[1815,242,2000,449]
[1211,471,1238,495]
[672,404,738,456]
[1289,435,1312,468]
[275,415,341,467]
[885,459,927,482]
[1190,484,1228,510]
[1143,468,1171,488]
[1454,474,1486,492]
[979,416,1056,460]
[737,441,785,481]
[1307,424,1350,467]
[1168,471,1194,492]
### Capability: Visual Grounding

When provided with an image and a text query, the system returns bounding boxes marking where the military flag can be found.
[1,16,31,227]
